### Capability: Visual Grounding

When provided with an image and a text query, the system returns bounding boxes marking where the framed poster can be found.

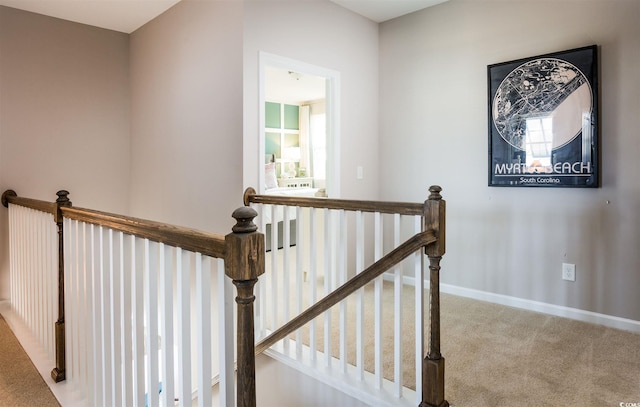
[488,45,599,187]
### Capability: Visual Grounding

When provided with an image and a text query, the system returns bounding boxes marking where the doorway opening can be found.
[258,53,340,198]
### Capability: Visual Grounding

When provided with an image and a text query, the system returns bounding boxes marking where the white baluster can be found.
[79,221,89,403]
[219,258,234,407]
[14,206,20,317]
[110,231,123,405]
[393,213,403,398]
[144,239,159,407]
[101,226,112,406]
[374,211,383,389]
[121,233,134,406]
[13,205,18,318]
[160,243,175,407]
[90,224,104,405]
[309,207,317,361]
[7,205,13,317]
[78,220,87,398]
[414,215,424,405]
[48,213,55,358]
[65,219,76,391]
[257,204,267,337]
[176,247,192,407]
[35,211,42,349]
[282,205,291,354]
[132,236,145,407]
[270,204,278,332]
[355,210,364,381]
[103,228,114,407]
[39,214,47,354]
[26,209,33,332]
[338,209,348,374]
[295,206,303,359]
[323,208,332,367]
[196,253,212,407]
[19,207,26,321]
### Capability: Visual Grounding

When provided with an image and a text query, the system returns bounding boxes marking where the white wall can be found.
[0,6,131,300]
[129,0,244,233]
[379,0,640,321]
[243,0,380,201]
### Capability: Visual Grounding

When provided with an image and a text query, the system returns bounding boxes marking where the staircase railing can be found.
[2,185,447,407]
[1,189,260,407]
[2,190,68,382]
[254,230,436,354]
[243,185,447,407]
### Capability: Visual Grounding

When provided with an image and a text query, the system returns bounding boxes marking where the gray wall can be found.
[129,0,244,233]
[379,0,640,321]
[0,6,131,300]
[2,0,638,323]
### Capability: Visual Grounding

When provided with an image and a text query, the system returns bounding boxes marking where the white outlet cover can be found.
[562,263,576,281]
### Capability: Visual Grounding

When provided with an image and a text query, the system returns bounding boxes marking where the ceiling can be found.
[0,0,181,33]
[266,66,326,104]
[330,0,447,23]
[0,0,447,34]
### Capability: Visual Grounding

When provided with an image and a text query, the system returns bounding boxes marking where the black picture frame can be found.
[488,45,599,187]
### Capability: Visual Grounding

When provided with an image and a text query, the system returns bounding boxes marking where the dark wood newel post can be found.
[225,205,265,407]
[421,185,448,407]
[52,190,71,382]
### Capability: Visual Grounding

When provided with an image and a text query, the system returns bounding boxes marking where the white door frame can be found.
[258,52,341,198]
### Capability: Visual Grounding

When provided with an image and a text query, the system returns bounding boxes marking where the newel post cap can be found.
[225,206,265,281]
[424,185,446,257]
[231,206,258,233]
[56,190,71,206]
[428,185,442,201]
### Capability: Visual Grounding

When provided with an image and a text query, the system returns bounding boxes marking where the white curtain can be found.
[299,105,310,175]
[310,101,326,183]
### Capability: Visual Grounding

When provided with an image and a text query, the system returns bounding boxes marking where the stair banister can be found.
[422,185,448,407]
[224,206,265,407]
[2,189,69,383]
[253,229,436,356]
[3,185,448,407]
[244,185,448,407]
[52,190,71,382]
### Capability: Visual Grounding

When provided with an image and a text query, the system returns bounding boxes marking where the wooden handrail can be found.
[60,206,227,259]
[3,191,227,259]
[243,187,424,216]
[254,230,437,355]
[2,190,58,217]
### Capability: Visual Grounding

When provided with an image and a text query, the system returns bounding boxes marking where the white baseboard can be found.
[383,273,640,334]
[263,338,416,407]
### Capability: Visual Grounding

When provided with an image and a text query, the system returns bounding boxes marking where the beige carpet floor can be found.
[2,277,638,407]
[440,293,640,406]
[0,315,60,407]
[279,277,640,407]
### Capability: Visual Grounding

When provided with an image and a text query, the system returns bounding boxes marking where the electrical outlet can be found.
[562,263,576,281]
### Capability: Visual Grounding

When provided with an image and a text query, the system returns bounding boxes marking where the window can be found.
[525,116,553,168]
